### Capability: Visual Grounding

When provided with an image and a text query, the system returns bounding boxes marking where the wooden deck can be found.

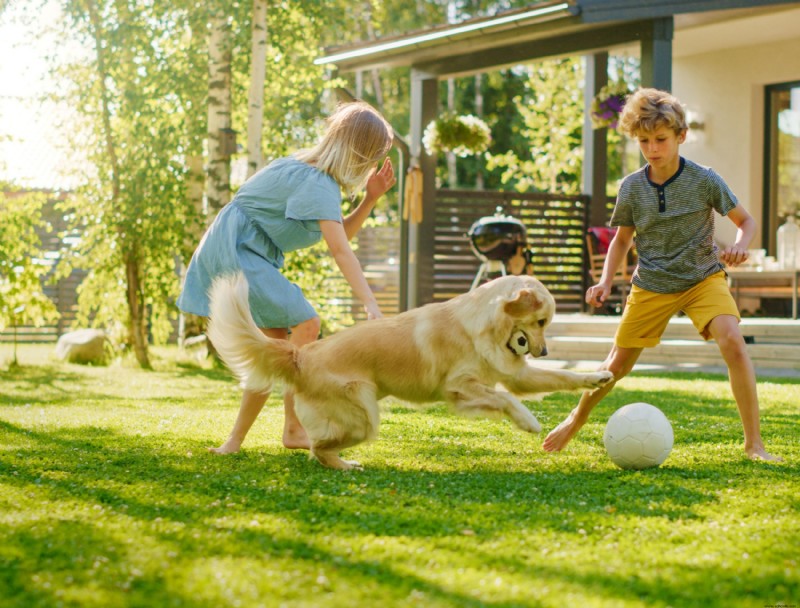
[544,314,800,375]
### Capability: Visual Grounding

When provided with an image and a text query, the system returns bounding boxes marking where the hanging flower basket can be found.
[422,114,491,157]
[590,82,631,130]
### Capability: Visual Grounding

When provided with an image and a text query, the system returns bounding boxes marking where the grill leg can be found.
[471,260,506,290]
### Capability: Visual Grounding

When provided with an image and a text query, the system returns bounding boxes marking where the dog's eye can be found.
[538,319,546,327]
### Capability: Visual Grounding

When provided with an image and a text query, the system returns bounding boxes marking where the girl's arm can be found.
[320,219,382,319]
[720,205,756,267]
[342,158,395,240]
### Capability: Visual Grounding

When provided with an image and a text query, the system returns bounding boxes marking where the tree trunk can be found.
[207,8,233,212]
[475,73,485,190]
[246,0,268,178]
[125,249,151,369]
[87,0,151,368]
[447,77,457,187]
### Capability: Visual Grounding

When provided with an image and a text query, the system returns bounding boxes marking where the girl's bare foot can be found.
[207,439,242,455]
[746,444,783,462]
[283,424,310,450]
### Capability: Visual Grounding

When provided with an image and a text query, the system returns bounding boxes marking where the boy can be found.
[542,88,781,461]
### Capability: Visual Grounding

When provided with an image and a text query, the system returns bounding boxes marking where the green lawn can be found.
[1,344,797,608]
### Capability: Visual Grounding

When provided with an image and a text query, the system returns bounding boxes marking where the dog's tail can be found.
[207,272,298,393]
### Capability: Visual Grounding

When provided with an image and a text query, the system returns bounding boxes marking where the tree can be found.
[0,188,59,365]
[55,0,203,367]
[246,0,269,178]
[485,58,585,194]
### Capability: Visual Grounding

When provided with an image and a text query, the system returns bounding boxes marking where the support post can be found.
[407,69,438,309]
[640,17,673,92]
[583,51,609,228]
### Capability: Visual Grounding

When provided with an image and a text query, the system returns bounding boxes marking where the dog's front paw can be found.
[583,370,614,389]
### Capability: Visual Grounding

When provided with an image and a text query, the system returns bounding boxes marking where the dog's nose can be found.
[539,345,548,357]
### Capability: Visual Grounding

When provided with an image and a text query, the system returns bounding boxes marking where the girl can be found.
[178,101,396,454]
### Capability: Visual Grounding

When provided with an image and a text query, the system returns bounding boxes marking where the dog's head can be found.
[495,276,555,359]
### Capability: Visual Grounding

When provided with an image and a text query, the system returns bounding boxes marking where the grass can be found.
[0,344,798,608]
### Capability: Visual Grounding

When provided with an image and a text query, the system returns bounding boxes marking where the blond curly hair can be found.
[619,88,688,137]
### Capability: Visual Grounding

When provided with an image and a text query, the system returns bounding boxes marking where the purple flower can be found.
[606,96,625,112]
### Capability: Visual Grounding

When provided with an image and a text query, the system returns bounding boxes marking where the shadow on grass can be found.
[1,417,798,608]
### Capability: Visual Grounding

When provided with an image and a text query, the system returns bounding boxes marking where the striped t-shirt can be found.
[611,157,738,293]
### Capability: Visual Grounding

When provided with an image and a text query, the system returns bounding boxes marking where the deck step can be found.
[546,314,800,371]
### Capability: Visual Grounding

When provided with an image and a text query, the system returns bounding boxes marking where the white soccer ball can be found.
[508,330,529,355]
[603,402,674,470]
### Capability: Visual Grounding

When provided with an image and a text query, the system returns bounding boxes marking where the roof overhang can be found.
[314,0,800,78]
[314,2,582,74]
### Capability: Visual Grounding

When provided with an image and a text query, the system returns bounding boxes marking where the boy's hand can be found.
[720,245,749,267]
[586,283,611,308]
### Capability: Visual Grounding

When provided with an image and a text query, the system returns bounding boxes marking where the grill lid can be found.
[467,208,527,262]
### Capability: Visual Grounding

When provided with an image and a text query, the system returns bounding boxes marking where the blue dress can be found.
[177,156,343,328]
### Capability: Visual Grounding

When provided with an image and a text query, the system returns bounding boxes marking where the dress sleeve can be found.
[285,178,343,223]
[705,168,739,216]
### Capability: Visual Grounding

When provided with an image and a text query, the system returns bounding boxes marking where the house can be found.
[315,0,800,314]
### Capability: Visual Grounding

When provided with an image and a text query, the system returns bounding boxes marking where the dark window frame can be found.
[763,80,800,254]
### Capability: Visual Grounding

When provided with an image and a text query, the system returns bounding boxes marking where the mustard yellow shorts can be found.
[615,271,740,348]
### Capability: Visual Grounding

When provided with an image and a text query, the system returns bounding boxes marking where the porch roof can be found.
[316,0,800,78]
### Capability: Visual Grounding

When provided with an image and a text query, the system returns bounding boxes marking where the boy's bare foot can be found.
[208,439,242,455]
[542,414,582,452]
[746,445,783,462]
[282,425,310,450]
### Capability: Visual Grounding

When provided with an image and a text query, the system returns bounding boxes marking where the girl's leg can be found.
[542,345,643,452]
[281,316,321,450]
[208,327,289,454]
[706,315,781,461]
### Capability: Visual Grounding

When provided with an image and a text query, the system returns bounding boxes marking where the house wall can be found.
[672,13,800,249]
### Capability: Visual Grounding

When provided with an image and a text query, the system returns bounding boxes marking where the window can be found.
[764,81,800,252]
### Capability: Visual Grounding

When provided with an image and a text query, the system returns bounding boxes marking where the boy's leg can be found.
[282,316,321,450]
[706,315,782,461]
[542,345,643,452]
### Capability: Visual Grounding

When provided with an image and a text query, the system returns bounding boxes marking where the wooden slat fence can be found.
[434,189,590,312]
[3,189,592,342]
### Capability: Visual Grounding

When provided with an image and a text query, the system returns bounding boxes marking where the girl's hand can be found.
[365,158,396,202]
[720,245,749,267]
[365,301,383,320]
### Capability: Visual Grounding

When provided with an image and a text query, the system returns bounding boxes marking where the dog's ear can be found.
[504,289,543,318]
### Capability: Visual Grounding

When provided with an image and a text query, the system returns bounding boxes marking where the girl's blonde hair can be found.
[619,88,688,137]
[296,101,393,198]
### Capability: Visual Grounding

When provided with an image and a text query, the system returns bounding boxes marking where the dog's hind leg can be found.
[447,379,541,433]
[295,382,380,470]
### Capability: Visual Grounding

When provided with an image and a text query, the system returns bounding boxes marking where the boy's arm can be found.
[720,205,756,267]
[600,226,635,284]
[586,226,635,308]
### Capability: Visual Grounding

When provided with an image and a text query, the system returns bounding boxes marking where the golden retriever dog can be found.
[208,273,613,470]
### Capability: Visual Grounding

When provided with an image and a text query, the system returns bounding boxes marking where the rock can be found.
[55,329,108,364]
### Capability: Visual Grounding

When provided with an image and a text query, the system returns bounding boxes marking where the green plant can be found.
[422,113,491,157]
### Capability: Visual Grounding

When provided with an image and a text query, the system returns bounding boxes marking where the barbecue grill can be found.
[467,207,532,289]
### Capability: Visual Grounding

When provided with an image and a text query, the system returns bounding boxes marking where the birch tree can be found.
[246,0,269,178]
[206,5,234,212]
